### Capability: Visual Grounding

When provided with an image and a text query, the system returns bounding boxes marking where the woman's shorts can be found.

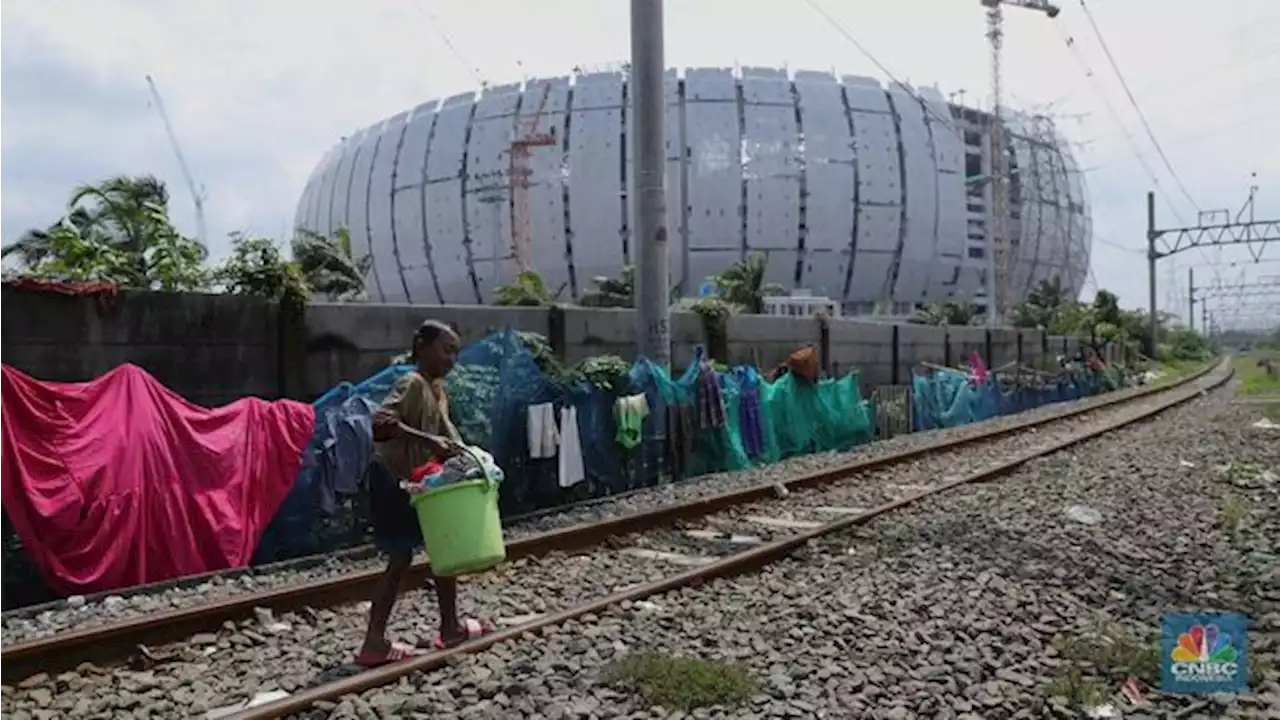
[367,457,425,559]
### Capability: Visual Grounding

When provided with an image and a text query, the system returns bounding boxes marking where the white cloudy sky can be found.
[2,0,1277,328]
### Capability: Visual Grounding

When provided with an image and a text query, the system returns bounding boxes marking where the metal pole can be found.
[631,0,671,369]
[1146,191,1159,357]
[1187,267,1194,332]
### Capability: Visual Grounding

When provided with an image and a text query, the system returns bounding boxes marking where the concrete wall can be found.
[1,286,281,407]
[1,286,1093,404]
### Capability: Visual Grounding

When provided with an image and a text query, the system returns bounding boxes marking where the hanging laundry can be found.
[735,367,766,459]
[667,403,697,478]
[969,351,989,385]
[312,394,380,515]
[558,405,586,488]
[697,361,727,429]
[614,393,650,450]
[526,402,560,459]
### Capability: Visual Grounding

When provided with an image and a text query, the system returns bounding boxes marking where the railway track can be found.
[1,363,1225,718]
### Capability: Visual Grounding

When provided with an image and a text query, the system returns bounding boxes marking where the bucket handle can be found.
[455,443,500,494]
[398,422,499,493]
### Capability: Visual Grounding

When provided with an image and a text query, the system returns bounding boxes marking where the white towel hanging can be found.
[558,406,585,488]
[526,403,559,459]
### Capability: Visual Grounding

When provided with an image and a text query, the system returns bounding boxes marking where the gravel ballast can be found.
[1,377,1175,645]
[6,371,1270,719]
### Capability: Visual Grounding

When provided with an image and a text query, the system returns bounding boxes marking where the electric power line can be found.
[1076,0,1201,213]
[410,1,485,86]
[800,0,957,131]
[1055,12,1229,296]
[1056,23,1184,225]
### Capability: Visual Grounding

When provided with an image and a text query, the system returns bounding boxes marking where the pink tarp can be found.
[1,364,315,594]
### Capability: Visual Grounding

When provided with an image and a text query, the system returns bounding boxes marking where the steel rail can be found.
[1,363,1217,683]
[228,362,1232,720]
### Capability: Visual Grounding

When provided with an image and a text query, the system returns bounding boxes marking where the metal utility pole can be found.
[981,0,1059,324]
[1145,189,1280,355]
[1187,267,1194,331]
[145,75,208,245]
[631,0,671,368]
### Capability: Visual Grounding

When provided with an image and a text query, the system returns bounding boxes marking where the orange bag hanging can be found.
[787,346,820,383]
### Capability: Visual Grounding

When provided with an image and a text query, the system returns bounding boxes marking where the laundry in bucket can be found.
[401,445,504,494]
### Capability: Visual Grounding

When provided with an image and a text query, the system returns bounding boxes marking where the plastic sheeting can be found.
[1,364,315,594]
[911,368,1120,431]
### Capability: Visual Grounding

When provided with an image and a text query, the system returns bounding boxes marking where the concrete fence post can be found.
[277,300,307,400]
[818,315,831,376]
[891,324,901,386]
[548,305,567,360]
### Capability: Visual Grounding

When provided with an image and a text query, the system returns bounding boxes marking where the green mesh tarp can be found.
[644,362,874,475]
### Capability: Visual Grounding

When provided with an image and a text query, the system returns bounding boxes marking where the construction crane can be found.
[507,83,557,275]
[982,0,1059,322]
[145,74,208,245]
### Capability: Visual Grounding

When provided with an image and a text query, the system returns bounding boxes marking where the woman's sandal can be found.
[354,640,422,668]
[431,617,494,650]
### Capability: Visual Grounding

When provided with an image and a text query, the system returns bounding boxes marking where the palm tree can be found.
[291,227,372,301]
[2,208,96,268]
[68,175,173,254]
[714,253,785,314]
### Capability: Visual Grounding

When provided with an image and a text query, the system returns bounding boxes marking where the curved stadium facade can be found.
[294,67,1091,312]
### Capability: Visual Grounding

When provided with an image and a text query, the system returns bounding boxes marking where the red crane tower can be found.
[508,83,557,274]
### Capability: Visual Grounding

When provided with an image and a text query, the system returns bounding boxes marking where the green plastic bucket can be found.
[409,454,506,577]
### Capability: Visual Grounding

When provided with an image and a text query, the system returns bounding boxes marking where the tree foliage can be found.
[4,175,209,291]
[712,253,785,314]
[2,174,368,306]
[1009,278,1211,362]
[578,265,639,308]
[211,234,310,307]
[575,264,682,309]
[291,227,372,301]
[911,301,977,326]
[493,270,567,307]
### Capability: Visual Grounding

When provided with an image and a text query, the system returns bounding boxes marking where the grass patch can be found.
[1154,359,1207,381]
[1042,666,1108,708]
[1043,619,1160,708]
[603,652,757,710]
[1233,354,1280,397]
[1219,494,1249,536]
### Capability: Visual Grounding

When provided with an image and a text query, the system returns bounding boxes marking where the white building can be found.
[294,66,1091,313]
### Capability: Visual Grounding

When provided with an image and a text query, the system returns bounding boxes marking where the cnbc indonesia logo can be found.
[1169,623,1239,684]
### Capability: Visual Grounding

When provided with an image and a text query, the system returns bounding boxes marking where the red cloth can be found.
[1,364,315,594]
[411,460,445,483]
[969,351,988,385]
